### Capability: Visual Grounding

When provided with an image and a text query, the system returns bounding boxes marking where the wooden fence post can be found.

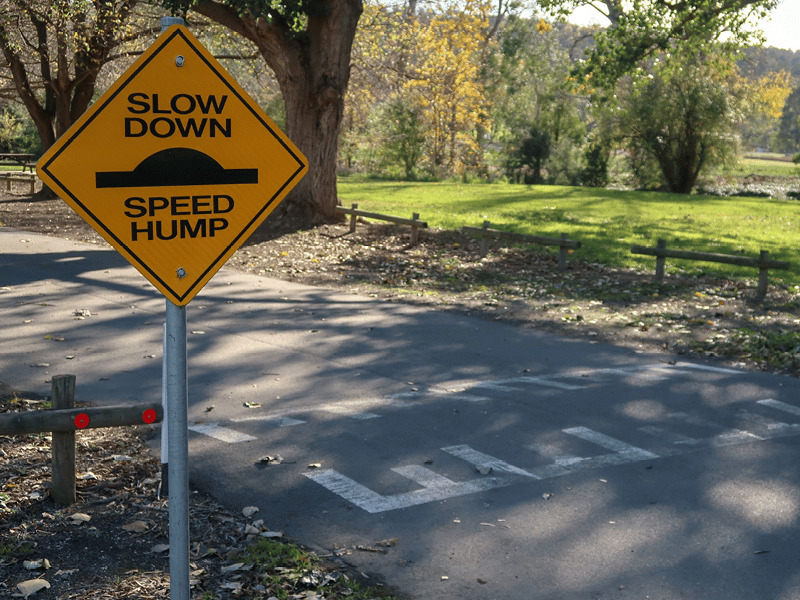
[655,239,667,281]
[349,203,358,233]
[757,250,770,298]
[51,374,76,505]
[411,213,420,246]
[558,233,569,271]
[479,221,490,257]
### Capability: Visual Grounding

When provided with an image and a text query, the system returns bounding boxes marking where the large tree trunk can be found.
[194,0,362,228]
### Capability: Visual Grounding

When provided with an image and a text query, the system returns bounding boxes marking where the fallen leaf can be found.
[242,506,259,518]
[542,492,553,500]
[23,560,43,570]
[122,521,149,533]
[477,578,487,584]
[151,544,170,553]
[221,562,244,573]
[377,538,398,547]
[70,513,91,523]
[476,466,492,475]
[441,575,449,581]
[243,402,261,409]
[244,524,260,535]
[16,578,50,597]
[307,463,322,469]
[260,531,283,538]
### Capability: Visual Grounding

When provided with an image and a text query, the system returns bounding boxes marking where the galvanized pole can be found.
[161,18,189,600]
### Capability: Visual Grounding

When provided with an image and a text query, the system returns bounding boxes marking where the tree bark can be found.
[194,0,362,227]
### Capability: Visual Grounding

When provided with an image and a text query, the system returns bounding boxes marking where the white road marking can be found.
[737,410,798,434]
[563,426,659,460]
[324,406,380,420]
[674,362,741,374]
[758,399,800,417]
[304,468,511,514]
[188,422,257,444]
[231,415,306,427]
[442,445,539,478]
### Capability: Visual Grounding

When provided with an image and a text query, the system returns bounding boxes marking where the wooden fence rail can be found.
[631,238,790,297]
[0,171,37,193]
[462,220,581,270]
[335,203,428,245]
[0,375,163,505]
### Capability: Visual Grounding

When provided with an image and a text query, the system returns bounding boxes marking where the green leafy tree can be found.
[617,52,741,193]
[0,1,153,157]
[517,126,550,184]
[379,94,426,178]
[491,16,585,183]
[540,0,778,91]
[776,87,800,153]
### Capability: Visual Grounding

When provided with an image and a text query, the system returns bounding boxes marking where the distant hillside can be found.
[738,46,800,79]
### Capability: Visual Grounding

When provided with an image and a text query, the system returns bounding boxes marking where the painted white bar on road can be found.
[737,410,798,434]
[325,406,380,420]
[231,415,306,427]
[674,362,742,374]
[188,422,257,443]
[563,426,659,459]
[304,468,513,514]
[758,399,800,417]
[442,444,538,478]
[393,465,456,488]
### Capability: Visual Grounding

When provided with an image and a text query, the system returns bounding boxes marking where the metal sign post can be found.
[165,298,189,600]
[159,19,190,600]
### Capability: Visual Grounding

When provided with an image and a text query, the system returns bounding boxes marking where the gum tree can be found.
[0,1,152,157]
[163,0,362,226]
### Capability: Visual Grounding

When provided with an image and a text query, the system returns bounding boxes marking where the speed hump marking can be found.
[37,25,307,306]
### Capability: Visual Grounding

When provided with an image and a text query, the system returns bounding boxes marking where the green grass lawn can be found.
[728,156,798,177]
[337,179,800,287]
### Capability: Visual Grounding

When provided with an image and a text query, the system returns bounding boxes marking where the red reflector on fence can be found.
[142,409,158,424]
[74,413,90,429]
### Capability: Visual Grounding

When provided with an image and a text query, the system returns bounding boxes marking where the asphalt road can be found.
[4,228,800,600]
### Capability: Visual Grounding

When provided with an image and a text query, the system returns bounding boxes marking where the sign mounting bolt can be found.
[177,268,186,278]
[175,55,185,67]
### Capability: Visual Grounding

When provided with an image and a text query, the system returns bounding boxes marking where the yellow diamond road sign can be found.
[37,25,307,306]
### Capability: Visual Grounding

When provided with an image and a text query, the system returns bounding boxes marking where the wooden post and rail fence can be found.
[0,374,163,505]
[631,238,790,298]
[462,220,581,270]
[335,203,428,245]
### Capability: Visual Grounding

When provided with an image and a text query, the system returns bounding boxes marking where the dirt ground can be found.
[2,182,800,598]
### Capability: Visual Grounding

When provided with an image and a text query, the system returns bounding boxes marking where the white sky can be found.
[566,0,800,52]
